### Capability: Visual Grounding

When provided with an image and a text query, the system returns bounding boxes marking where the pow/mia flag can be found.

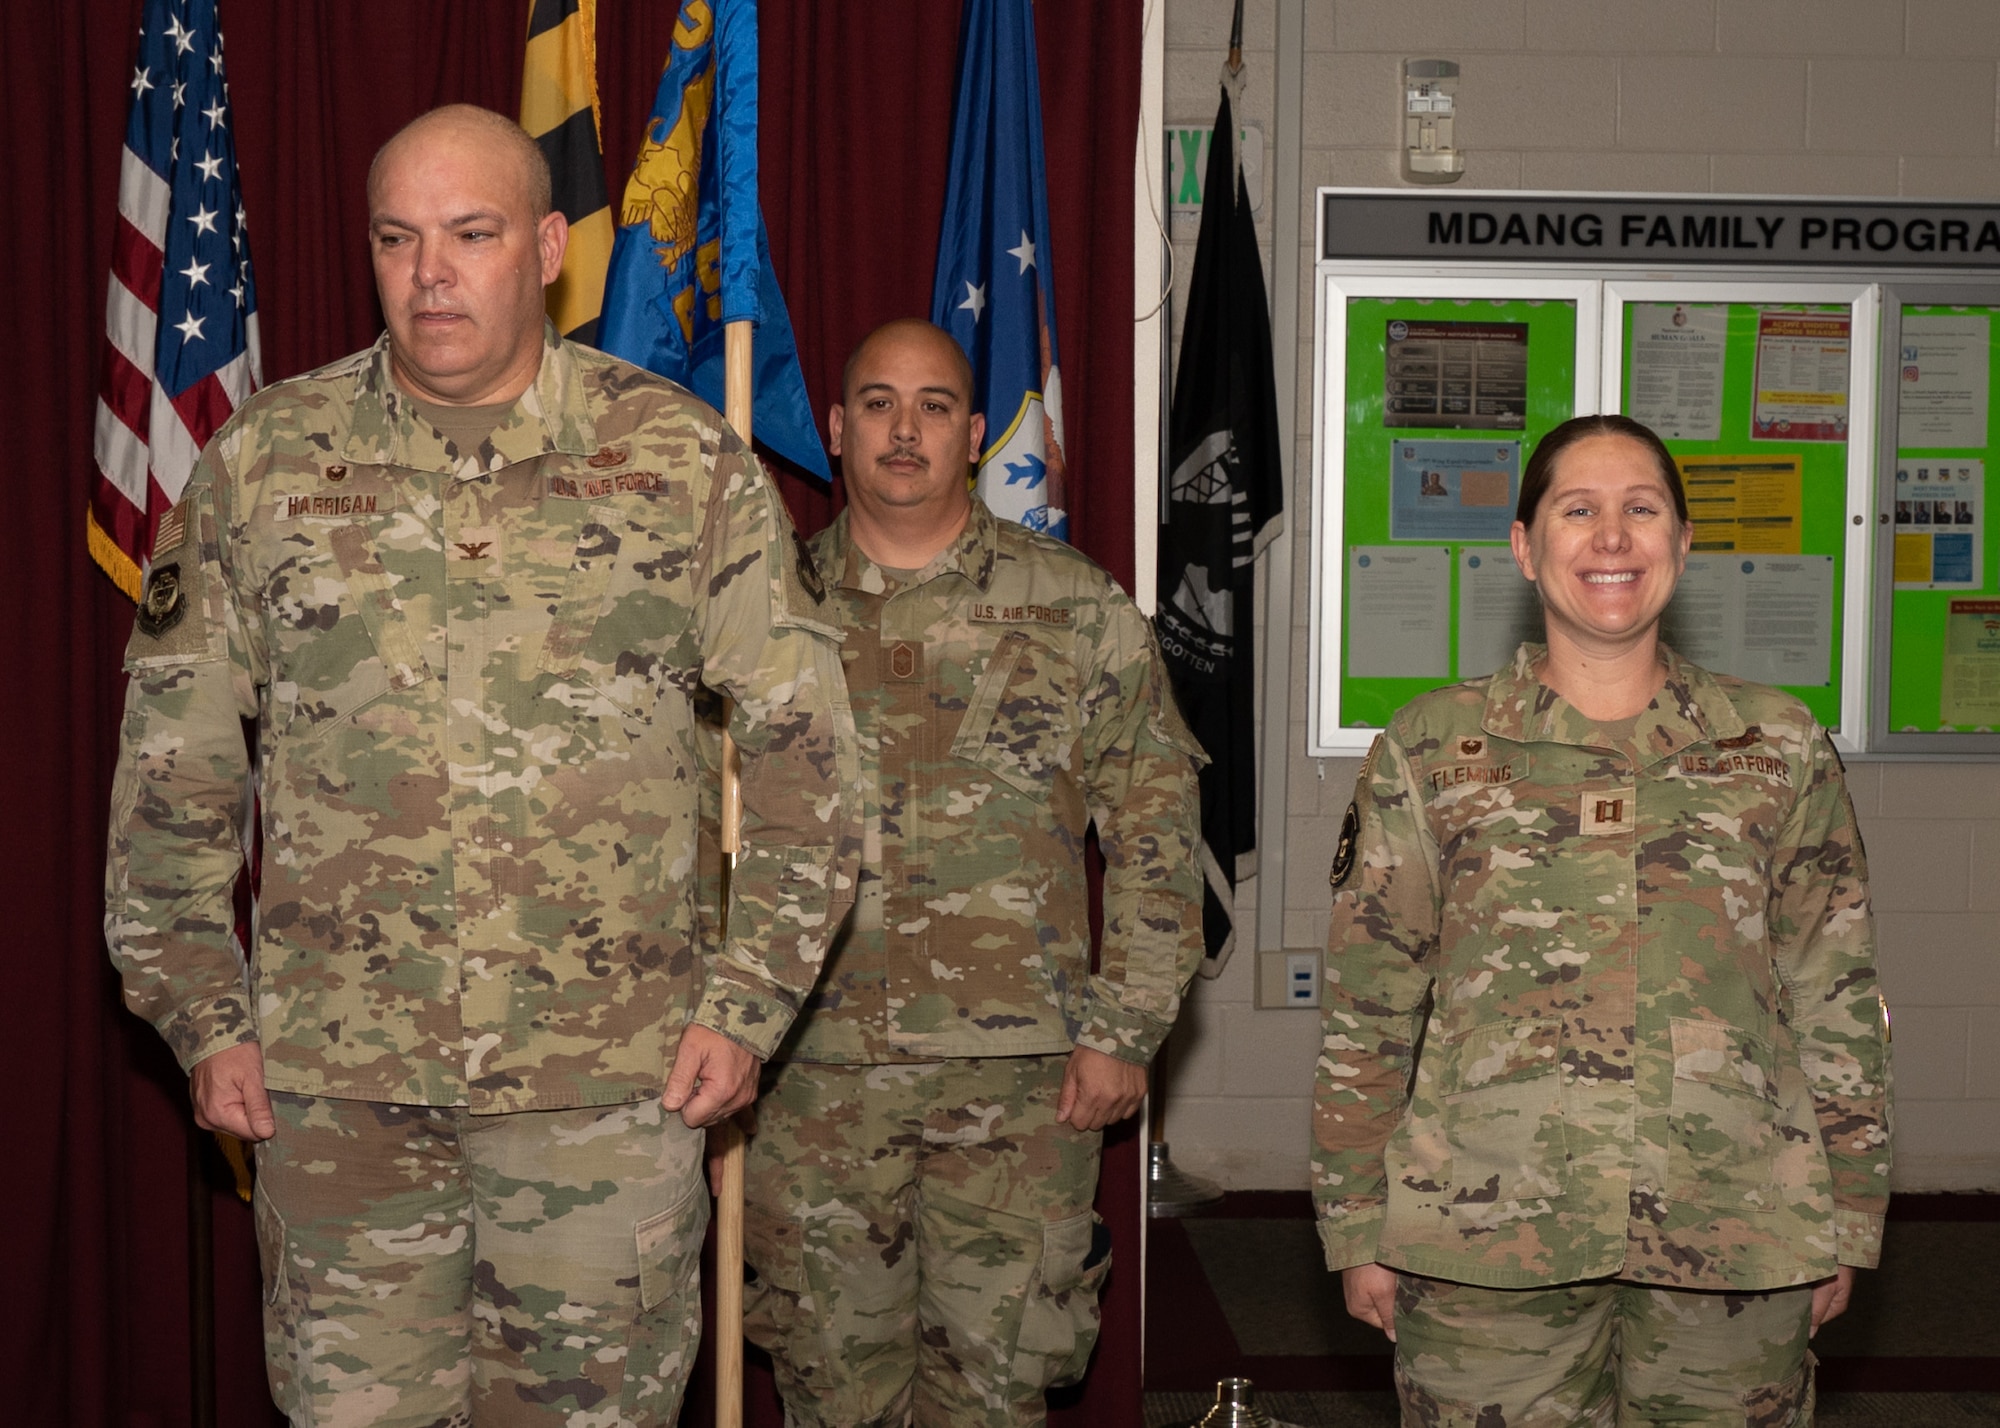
[1154,66,1283,974]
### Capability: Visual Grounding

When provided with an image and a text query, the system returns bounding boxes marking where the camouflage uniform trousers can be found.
[252,1091,708,1426]
[741,1056,1109,1428]
[1391,1272,1816,1427]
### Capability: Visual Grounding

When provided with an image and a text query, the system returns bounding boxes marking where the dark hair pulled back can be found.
[1516,413,1688,527]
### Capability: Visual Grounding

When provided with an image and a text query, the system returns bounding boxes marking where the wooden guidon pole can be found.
[713,319,753,1428]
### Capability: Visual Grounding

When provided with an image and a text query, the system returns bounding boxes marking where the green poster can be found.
[1620,302,1848,730]
[1338,297,1577,730]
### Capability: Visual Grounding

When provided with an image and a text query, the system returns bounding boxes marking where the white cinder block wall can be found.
[1156,0,2000,1193]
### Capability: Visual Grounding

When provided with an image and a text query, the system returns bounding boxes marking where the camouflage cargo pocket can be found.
[250,1176,305,1420]
[622,1180,710,1423]
[740,1198,807,1358]
[1744,1348,1816,1427]
[1437,1016,1569,1202]
[1015,1209,1111,1391]
[950,629,1077,795]
[1666,1017,1781,1213]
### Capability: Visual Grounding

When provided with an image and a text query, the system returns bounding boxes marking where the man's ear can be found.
[537,211,569,286]
[826,403,846,457]
[969,412,986,462]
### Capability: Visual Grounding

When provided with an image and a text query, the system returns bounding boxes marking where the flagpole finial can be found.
[1227,0,1245,72]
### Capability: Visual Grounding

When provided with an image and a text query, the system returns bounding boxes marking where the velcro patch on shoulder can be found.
[127,490,224,667]
[151,498,191,559]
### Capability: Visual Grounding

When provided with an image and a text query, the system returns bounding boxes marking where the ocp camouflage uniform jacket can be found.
[782,500,1206,1066]
[106,328,859,1114]
[1314,644,1890,1291]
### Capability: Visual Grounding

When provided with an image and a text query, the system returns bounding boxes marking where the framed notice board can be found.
[1602,282,1879,734]
[1873,285,2000,753]
[1311,189,2000,759]
[1308,276,1598,752]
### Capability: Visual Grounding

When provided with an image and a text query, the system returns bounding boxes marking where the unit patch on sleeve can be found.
[793,528,826,604]
[1330,801,1360,888]
[134,562,186,638]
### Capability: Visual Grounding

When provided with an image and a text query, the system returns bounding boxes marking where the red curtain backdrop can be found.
[0,3,1140,1426]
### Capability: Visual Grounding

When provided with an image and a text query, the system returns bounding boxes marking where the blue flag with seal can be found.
[930,0,1068,538]
[598,0,829,481]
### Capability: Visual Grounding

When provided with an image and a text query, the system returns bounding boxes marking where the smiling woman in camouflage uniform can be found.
[1315,414,1891,1426]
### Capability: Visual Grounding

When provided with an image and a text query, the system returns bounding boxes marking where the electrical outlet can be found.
[1285,951,1321,1007]
[1257,950,1323,1008]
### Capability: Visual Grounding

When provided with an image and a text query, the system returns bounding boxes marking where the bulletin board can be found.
[1311,189,2000,759]
[1309,276,1599,749]
[1601,284,1878,733]
[1873,287,2000,753]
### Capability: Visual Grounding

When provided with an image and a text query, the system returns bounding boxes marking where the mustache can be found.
[876,446,927,469]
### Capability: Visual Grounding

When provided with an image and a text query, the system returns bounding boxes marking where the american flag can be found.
[90,0,261,601]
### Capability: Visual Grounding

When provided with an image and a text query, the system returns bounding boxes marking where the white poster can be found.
[1347,545,1451,678]
[1628,303,1727,441]
[1661,555,1833,688]
[1456,547,1540,679]
[1751,312,1850,442]
[1898,314,1989,450]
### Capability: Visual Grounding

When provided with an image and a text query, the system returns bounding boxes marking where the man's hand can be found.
[1341,1263,1398,1341]
[1810,1264,1856,1337]
[663,1024,761,1130]
[1055,1046,1147,1131]
[190,1041,276,1141]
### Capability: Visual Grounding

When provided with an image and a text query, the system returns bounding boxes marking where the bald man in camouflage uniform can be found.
[1316,643,1891,1425]
[105,105,856,1426]
[739,320,1205,1427]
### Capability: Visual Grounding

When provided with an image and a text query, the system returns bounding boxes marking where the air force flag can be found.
[930,0,1068,538]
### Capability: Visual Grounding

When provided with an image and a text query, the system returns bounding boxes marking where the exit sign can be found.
[1167,123,1265,236]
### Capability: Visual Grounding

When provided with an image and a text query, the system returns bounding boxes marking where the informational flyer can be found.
[1893,459,1983,590]
[1899,314,1990,449]
[1661,555,1833,688]
[1389,440,1521,541]
[1751,312,1850,442]
[1941,599,2000,728]
[1678,455,1804,553]
[1383,320,1528,431]
[1455,547,1540,678]
[1346,545,1450,678]
[1627,303,1726,441]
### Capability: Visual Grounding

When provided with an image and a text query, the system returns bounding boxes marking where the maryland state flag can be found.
[1155,68,1284,973]
[520,0,613,343]
[930,0,1067,538]
[598,0,827,480]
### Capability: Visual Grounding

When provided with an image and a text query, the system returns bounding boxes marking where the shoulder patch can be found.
[135,562,188,639]
[151,499,190,559]
[792,527,826,604]
[1330,801,1360,888]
